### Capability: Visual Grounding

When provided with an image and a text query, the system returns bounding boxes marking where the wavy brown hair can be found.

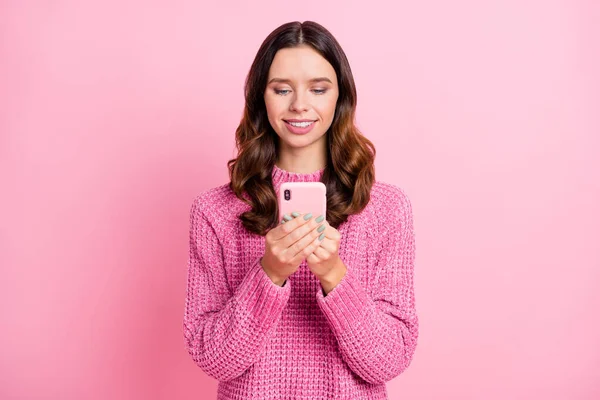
[227,21,376,236]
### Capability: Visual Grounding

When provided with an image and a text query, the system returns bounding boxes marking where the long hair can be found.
[227,21,376,236]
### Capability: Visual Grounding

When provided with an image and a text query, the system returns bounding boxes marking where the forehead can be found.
[268,45,336,80]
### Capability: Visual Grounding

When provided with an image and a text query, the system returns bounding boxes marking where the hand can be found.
[305,221,347,294]
[261,212,327,286]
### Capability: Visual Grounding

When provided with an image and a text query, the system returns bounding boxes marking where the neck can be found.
[275,139,328,174]
[271,163,325,194]
[274,162,327,174]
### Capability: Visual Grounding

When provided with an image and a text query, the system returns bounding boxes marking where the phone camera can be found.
[284,189,290,201]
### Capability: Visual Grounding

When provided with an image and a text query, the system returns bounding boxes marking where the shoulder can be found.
[367,180,414,236]
[189,182,245,228]
[192,183,234,211]
[370,180,413,215]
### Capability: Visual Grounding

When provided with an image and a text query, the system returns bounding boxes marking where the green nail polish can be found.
[318,232,325,241]
[281,219,286,224]
[303,213,313,220]
[283,214,293,221]
[315,215,324,223]
[317,224,326,233]
[291,212,300,217]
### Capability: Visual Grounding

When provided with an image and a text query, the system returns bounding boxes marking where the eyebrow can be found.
[267,77,333,85]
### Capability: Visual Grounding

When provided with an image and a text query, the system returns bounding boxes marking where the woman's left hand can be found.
[306,220,347,294]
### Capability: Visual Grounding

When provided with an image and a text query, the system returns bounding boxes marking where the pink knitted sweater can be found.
[183,164,419,399]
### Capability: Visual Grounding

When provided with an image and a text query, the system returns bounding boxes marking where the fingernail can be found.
[303,213,313,220]
[281,219,286,224]
[318,233,325,241]
[291,212,300,217]
[315,215,324,223]
[317,224,326,233]
[283,214,293,221]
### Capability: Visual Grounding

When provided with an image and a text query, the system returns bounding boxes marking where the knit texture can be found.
[183,164,419,400]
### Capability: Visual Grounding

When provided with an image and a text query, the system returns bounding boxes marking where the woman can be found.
[183,20,418,400]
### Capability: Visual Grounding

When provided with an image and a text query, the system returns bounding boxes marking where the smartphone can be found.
[278,182,327,223]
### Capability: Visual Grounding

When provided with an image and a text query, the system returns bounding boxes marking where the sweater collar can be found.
[271,164,325,194]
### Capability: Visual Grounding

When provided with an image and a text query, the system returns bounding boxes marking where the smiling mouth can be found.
[284,120,316,127]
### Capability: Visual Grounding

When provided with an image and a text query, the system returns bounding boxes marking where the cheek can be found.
[317,97,337,118]
[265,95,287,117]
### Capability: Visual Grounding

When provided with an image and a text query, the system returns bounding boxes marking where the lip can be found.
[284,120,316,135]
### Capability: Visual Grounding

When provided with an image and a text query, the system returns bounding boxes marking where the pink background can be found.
[1,1,599,399]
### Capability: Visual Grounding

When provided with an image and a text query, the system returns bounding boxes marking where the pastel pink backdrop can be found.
[1,1,598,399]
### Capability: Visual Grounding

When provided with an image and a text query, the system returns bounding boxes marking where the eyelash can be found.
[274,89,327,96]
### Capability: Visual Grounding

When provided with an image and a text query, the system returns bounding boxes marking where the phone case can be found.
[278,182,327,223]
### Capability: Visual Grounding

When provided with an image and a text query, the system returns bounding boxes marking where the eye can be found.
[274,88,328,96]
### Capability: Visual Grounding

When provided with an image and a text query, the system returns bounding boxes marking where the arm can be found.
[183,195,291,381]
[315,187,419,384]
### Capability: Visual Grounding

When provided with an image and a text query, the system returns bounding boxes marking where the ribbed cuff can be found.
[316,267,371,335]
[235,257,291,328]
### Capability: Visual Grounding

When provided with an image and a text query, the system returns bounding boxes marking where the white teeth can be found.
[288,121,314,128]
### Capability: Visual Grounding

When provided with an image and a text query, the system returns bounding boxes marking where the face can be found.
[264,45,339,151]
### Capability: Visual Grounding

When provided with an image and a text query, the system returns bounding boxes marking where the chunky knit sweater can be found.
[183,164,419,400]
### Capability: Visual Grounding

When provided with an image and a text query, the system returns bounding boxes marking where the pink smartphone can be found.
[278,182,327,223]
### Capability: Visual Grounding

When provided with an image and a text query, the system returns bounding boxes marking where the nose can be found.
[289,90,309,113]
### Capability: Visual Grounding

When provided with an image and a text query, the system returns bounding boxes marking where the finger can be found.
[318,221,340,240]
[290,225,327,262]
[272,211,307,241]
[310,245,329,259]
[280,211,300,224]
[306,251,320,264]
[319,222,340,244]
[281,213,324,248]
[308,223,336,255]
[314,235,334,253]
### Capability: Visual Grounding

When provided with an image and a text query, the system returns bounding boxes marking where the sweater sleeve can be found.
[183,195,292,381]
[315,186,419,384]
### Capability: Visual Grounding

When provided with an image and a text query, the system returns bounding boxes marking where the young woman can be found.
[183,20,418,400]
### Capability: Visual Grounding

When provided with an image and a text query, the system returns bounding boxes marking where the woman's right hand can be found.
[260,212,327,286]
